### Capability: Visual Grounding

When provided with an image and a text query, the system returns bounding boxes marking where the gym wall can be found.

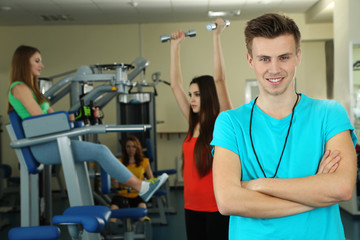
[0,13,333,187]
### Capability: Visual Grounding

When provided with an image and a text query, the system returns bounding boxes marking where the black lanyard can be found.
[249,93,300,178]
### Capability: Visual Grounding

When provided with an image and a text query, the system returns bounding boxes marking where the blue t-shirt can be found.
[211,94,357,240]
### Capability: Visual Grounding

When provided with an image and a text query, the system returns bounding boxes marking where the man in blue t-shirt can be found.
[211,13,357,240]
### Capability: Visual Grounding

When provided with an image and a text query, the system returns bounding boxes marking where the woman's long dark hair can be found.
[186,75,220,177]
[7,45,49,114]
[122,136,145,167]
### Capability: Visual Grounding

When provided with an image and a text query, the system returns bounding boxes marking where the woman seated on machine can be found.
[6,45,168,203]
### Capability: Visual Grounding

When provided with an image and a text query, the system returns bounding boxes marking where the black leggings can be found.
[185,209,229,240]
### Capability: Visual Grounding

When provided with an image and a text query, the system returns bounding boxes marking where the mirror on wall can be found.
[245,79,259,104]
[351,42,360,138]
[350,42,360,215]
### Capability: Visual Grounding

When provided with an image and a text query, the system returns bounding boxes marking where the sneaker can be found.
[140,173,168,202]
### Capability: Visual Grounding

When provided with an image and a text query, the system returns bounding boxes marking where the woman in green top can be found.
[7,45,168,202]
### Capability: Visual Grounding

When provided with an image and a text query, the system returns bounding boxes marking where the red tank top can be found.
[182,135,219,212]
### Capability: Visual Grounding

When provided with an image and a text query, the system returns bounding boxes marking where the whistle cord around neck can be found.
[249,93,300,178]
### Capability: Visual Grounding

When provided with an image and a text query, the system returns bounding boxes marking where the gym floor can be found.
[0,188,360,240]
[0,187,187,240]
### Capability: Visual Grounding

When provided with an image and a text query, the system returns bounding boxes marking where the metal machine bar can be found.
[10,124,151,149]
[47,69,77,79]
[57,136,100,240]
[128,57,149,81]
[69,85,119,112]
[94,92,119,109]
[44,74,115,98]
[48,85,71,105]
[6,124,40,227]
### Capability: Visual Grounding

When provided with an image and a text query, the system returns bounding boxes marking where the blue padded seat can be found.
[10,110,112,196]
[111,207,147,220]
[153,169,177,176]
[9,110,70,174]
[8,176,20,184]
[8,226,60,240]
[0,164,20,184]
[0,164,12,178]
[52,205,111,233]
[8,111,43,174]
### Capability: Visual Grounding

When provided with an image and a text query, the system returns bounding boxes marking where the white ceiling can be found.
[0,0,333,26]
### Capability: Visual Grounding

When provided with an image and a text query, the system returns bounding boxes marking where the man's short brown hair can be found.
[245,13,301,57]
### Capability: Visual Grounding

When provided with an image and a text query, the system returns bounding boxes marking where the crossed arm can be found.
[212,130,357,218]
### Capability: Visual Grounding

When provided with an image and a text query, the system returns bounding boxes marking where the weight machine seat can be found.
[8,111,43,174]
[8,110,114,228]
[154,189,166,196]
[0,164,20,191]
[53,205,111,233]
[9,110,73,174]
[109,208,150,240]
[9,110,111,192]
[8,206,147,240]
[8,226,60,240]
[0,163,20,211]
[111,207,147,220]
[153,169,177,176]
[0,164,12,179]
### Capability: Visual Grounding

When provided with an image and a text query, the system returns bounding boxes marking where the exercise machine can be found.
[7,110,151,240]
[8,205,149,240]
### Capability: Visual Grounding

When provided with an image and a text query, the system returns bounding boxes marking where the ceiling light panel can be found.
[244,0,281,4]
[134,1,172,19]
[279,0,319,2]
[172,0,208,7]
[209,4,245,9]
[134,1,172,9]
[209,0,246,6]
[209,1,245,12]
[171,0,208,3]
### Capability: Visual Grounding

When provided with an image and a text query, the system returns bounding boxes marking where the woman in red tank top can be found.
[169,18,232,240]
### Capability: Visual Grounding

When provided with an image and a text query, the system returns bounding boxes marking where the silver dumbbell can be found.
[160,29,197,43]
[206,20,230,31]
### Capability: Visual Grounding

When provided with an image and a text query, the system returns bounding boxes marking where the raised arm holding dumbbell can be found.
[206,19,230,31]
[212,17,232,111]
[167,17,231,240]
[160,29,196,43]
